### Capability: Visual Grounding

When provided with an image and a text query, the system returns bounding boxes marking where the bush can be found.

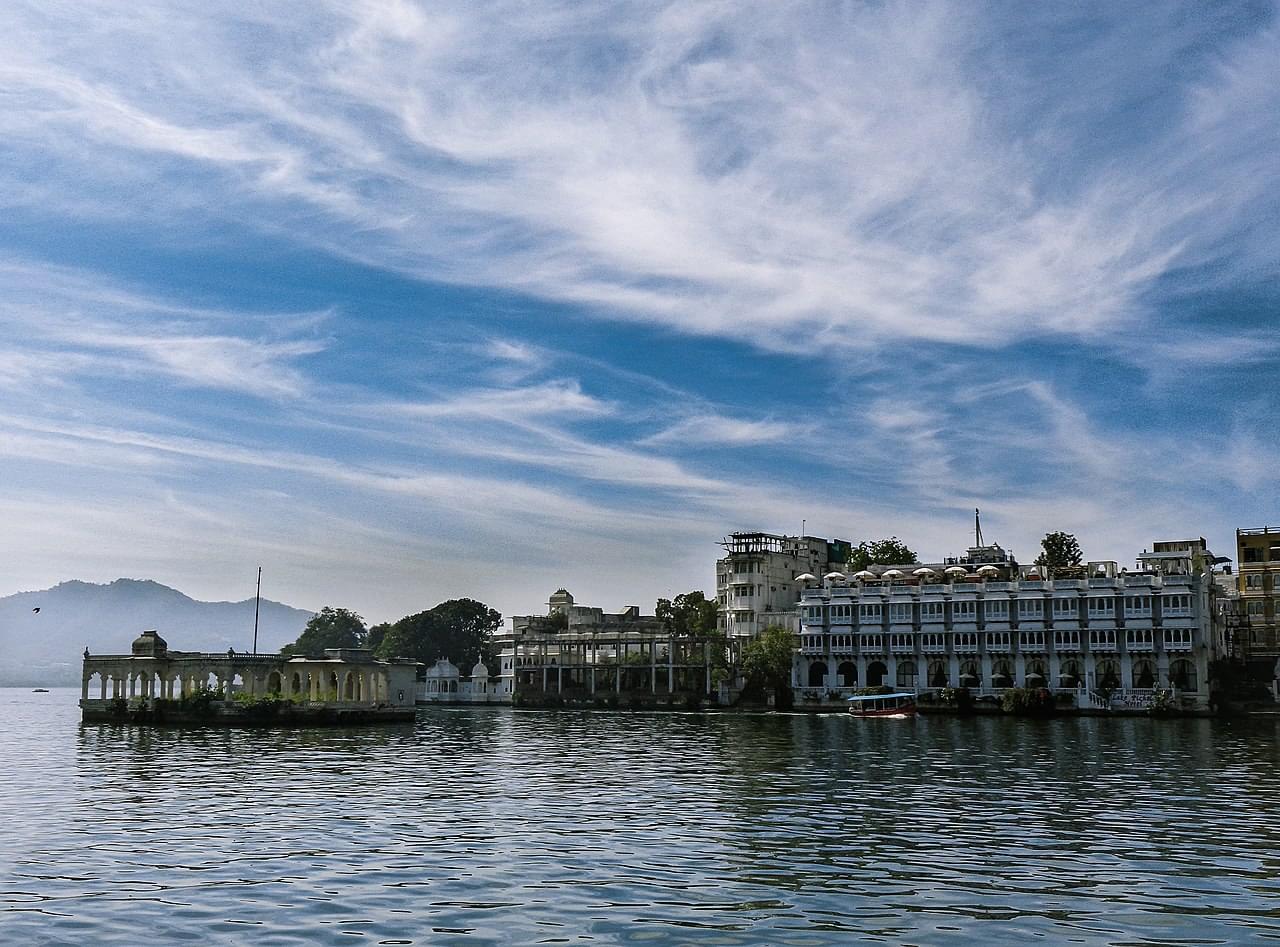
[1000,687,1056,715]
[938,686,972,709]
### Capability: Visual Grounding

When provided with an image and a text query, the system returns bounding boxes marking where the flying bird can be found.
[32,607,40,614]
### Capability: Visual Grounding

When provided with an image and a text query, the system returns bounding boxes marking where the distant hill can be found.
[0,579,314,685]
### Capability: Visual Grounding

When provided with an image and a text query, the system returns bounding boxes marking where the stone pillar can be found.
[557,665,563,694]
[949,653,961,687]
[980,652,993,691]
[668,637,674,694]
[1084,652,1096,691]
[1014,651,1026,687]
[1120,654,1133,690]
[100,674,108,699]
[541,666,547,693]
[886,654,898,691]
[856,654,867,687]
[650,641,656,695]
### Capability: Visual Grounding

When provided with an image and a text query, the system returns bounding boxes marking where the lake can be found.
[2,688,1279,944]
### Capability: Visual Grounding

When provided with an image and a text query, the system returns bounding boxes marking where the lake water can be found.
[2,688,1279,945]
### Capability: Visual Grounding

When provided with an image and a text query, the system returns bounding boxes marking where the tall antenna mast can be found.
[975,508,983,547]
[253,566,262,655]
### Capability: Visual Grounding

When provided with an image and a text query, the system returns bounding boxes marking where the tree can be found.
[848,537,918,571]
[1035,532,1083,573]
[740,625,796,708]
[281,606,367,656]
[376,598,503,670]
[367,622,392,654]
[655,590,719,637]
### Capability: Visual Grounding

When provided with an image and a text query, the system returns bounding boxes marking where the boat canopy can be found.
[846,692,915,702]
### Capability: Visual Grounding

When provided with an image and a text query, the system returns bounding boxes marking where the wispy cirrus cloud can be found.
[0,2,1275,355]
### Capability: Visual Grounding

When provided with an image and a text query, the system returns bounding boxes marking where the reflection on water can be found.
[1,689,1279,944]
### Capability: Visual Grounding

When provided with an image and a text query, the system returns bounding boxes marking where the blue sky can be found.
[0,0,1277,623]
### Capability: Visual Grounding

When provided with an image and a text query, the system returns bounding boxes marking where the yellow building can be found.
[1237,527,1280,672]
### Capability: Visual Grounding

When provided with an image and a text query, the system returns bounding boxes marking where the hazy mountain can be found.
[0,579,314,685]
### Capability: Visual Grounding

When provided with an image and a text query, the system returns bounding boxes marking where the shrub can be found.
[1001,687,1056,715]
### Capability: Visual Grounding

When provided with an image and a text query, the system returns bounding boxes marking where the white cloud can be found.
[0,1,1273,356]
[642,412,797,447]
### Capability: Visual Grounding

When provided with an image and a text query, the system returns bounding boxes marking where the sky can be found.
[0,0,1277,625]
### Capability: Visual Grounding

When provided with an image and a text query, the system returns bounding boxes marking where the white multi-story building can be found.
[716,532,851,639]
[795,541,1224,710]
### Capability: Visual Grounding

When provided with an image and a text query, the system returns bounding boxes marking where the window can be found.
[1054,630,1080,650]
[889,602,913,623]
[921,633,946,652]
[803,605,823,623]
[1162,594,1192,616]
[859,603,883,622]
[1052,598,1078,618]
[1017,598,1044,619]
[953,632,978,651]
[1247,600,1265,617]
[1089,629,1117,649]
[1245,574,1264,591]
[1087,598,1115,617]
[1165,629,1193,650]
[1124,595,1152,616]
[830,604,852,623]
[953,601,976,621]
[1019,630,1045,650]
[860,633,884,652]
[921,602,945,622]
[831,634,853,652]
[890,633,914,651]
[1243,546,1266,563]
[986,631,1010,650]
[984,599,1009,621]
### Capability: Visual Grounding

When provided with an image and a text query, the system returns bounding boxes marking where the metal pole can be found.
[253,566,261,655]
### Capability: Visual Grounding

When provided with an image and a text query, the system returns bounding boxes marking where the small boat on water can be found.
[32,688,49,693]
[846,692,916,717]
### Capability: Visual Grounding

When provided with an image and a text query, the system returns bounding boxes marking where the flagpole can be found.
[253,566,262,655]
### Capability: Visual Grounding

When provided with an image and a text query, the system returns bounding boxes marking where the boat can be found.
[32,688,48,693]
[846,692,916,717]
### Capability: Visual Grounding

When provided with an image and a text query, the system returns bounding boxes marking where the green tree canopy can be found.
[848,537,919,571]
[281,606,367,656]
[366,622,392,654]
[740,625,796,705]
[375,598,503,670]
[655,590,719,636]
[1035,532,1083,572]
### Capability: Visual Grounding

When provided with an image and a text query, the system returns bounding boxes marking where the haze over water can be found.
[3,689,1279,945]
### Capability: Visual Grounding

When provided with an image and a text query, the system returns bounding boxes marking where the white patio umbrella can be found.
[853,570,877,581]
[913,567,936,577]
[795,573,817,582]
[977,565,1000,576]
[881,569,905,579]
[824,571,847,582]
[945,566,968,576]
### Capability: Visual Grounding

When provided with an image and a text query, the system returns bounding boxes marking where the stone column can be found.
[668,637,674,694]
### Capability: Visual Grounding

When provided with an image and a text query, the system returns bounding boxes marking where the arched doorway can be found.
[1096,658,1121,690]
[267,671,283,695]
[1170,658,1197,692]
[1025,660,1047,688]
[837,661,857,688]
[866,661,887,687]
[808,662,828,688]
[1132,659,1156,689]
[928,660,948,687]
[959,661,980,688]
[1059,659,1081,688]
[896,660,917,690]
[991,659,1013,688]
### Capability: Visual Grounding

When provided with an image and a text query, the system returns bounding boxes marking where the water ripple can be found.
[2,690,1279,944]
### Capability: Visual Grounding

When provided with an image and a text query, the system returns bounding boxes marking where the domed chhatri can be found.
[131,630,168,657]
